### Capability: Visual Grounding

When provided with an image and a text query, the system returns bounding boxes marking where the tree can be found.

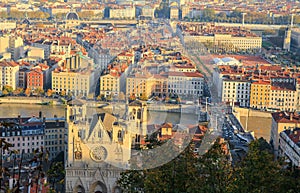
[231,138,293,193]
[12,87,23,96]
[60,90,66,97]
[46,89,53,97]
[197,138,234,193]
[78,11,94,20]
[3,85,13,94]
[47,162,65,192]
[2,89,8,96]
[0,11,8,19]
[25,88,31,97]
[35,88,44,97]
[118,143,199,193]
[27,11,50,20]
[9,10,25,19]
[202,8,216,21]
[54,13,66,20]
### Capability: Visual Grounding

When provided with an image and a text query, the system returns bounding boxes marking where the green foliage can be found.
[47,162,65,191]
[27,11,50,19]
[202,8,215,21]
[0,11,8,18]
[78,11,94,20]
[54,13,67,20]
[118,138,300,193]
[9,10,25,19]
[3,85,13,93]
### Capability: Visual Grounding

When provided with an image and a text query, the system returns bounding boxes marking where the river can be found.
[0,104,197,125]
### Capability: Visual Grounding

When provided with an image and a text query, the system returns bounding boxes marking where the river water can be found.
[0,104,198,125]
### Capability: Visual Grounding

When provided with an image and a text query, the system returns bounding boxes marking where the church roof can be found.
[66,11,79,20]
[89,113,116,135]
[22,18,31,25]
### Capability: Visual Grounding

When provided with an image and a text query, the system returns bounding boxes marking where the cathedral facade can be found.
[65,99,147,193]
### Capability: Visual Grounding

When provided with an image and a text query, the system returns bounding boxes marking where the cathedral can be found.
[65,99,147,193]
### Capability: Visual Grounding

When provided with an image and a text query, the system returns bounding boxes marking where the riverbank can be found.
[0,96,62,105]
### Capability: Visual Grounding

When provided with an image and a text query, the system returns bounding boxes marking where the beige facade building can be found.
[9,36,24,61]
[27,46,45,60]
[222,78,251,107]
[141,5,155,18]
[170,6,179,20]
[168,71,204,98]
[0,61,19,90]
[51,68,96,97]
[0,36,9,53]
[269,87,297,112]
[184,33,262,52]
[100,73,120,98]
[109,6,136,19]
[126,71,155,98]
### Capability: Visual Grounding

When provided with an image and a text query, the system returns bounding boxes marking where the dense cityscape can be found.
[0,0,299,193]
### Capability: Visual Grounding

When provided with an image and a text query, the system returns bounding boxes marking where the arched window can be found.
[117,130,122,139]
[137,109,142,119]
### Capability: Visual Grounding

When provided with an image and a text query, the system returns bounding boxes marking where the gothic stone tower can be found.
[65,99,129,193]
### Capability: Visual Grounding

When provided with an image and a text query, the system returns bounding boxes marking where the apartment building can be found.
[269,87,297,112]
[271,112,300,157]
[126,71,155,98]
[181,5,191,19]
[100,72,120,98]
[109,6,136,19]
[153,74,168,97]
[9,36,24,61]
[168,71,204,98]
[27,46,45,60]
[279,127,300,167]
[222,78,251,107]
[0,36,9,53]
[51,41,71,56]
[32,40,51,59]
[0,114,65,161]
[250,80,271,109]
[18,68,29,89]
[180,23,262,52]
[0,61,20,90]
[0,116,45,157]
[52,68,96,97]
[44,118,65,160]
[170,6,179,20]
[141,5,155,18]
[27,68,44,91]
